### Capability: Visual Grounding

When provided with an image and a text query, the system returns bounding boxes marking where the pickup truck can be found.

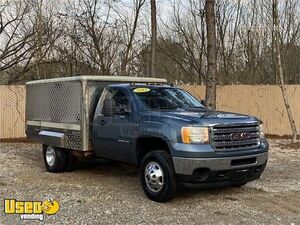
[25,76,268,202]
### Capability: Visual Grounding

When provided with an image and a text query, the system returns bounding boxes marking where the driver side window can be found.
[96,87,130,116]
[111,89,129,109]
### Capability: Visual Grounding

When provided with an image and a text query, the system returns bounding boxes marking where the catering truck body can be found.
[26,76,268,202]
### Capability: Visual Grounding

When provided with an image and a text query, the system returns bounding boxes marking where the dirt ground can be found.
[0,139,299,225]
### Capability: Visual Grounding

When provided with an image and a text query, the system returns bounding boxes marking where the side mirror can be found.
[103,99,116,116]
[200,100,206,107]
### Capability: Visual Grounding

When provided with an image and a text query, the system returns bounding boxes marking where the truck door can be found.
[92,87,137,163]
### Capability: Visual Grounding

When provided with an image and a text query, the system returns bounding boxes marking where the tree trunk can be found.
[273,0,298,142]
[120,0,145,76]
[205,0,217,110]
[150,0,157,78]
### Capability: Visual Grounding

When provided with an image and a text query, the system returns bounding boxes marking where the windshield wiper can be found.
[152,106,179,111]
[187,106,206,110]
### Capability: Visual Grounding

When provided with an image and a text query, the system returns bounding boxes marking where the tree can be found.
[72,0,120,75]
[273,0,298,142]
[162,0,207,84]
[0,0,61,83]
[205,0,217,109]
[138,38,189,82]
[150,0,157,77]
[0,1,33,72]
[119,0,146,76]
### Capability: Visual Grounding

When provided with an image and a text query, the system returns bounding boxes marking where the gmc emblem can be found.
[231,132,250,141]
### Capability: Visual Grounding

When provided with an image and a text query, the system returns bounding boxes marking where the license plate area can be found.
[231,157,256,167]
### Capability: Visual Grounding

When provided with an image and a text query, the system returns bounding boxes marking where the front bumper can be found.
[173,152,268,185]
[173,152,268,175]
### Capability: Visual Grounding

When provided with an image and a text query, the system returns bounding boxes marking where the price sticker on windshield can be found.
[133,88,151,93]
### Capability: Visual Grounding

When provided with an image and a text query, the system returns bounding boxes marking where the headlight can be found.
[259,124,265,138]
[181,127,209,144]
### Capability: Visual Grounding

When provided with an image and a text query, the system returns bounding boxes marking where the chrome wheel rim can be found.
[144,161,164,193]
[46,147,56,167]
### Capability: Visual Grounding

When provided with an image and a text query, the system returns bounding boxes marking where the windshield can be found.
[131,87,204,110]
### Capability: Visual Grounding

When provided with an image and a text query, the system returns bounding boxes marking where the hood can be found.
[142,108,258,126]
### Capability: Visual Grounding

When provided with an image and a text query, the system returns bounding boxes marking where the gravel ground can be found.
[0,139,299,225]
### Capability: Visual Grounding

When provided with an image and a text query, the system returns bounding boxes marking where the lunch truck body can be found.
[26,76,268,202]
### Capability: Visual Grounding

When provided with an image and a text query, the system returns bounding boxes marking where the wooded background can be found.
[0,0,299,85]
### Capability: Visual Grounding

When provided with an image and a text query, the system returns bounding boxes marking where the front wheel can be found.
[43,145,68,173]
[140,150,177,202]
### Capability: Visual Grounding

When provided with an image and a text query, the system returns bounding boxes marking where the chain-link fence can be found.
[0,84,299,139]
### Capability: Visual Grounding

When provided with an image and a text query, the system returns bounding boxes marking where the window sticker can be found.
[133,88,151,93]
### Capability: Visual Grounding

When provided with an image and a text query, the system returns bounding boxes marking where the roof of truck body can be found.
[108,83,172,89]
[26,75,168,85]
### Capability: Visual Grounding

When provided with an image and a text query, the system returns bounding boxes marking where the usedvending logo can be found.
[4,198,60,221]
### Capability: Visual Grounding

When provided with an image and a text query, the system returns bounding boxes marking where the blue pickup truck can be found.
[26,76,268,202]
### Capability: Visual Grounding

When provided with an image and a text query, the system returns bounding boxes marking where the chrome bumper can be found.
[173,152,268,175]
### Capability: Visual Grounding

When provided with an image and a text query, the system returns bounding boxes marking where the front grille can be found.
[211,124,260,151]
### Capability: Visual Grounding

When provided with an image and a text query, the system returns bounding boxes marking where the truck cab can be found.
[25,76,268,202]
[92,83,268,201]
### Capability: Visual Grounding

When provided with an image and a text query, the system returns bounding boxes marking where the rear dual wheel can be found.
[43,146,68,172]
[43,145,78,172]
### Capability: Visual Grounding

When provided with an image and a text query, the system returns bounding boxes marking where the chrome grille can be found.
[211,124,260,151]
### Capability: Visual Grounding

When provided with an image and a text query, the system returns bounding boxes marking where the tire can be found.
[43,145,68,173]
[140,150,177,203]
[231,182,247,187]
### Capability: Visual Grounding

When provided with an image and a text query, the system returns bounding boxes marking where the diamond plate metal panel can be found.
[26,81,83,150]
[26,82,82,124]
[65,133,81,150]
